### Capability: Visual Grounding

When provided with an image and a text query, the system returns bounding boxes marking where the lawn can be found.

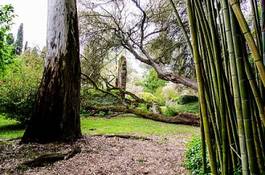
[0,115,24,139]
[0,114,199,139]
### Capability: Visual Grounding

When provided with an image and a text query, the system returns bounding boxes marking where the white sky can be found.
[0,0,47,48]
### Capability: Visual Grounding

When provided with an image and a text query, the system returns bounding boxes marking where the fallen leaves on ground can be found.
[0,134,191,175]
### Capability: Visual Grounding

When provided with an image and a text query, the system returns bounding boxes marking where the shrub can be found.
[140,68,166,93]
[161,105,178,116]
[177,95,198,105]
[185,137,241,175]
[138,92,159,103]
[153,87,166,105]
[174,102,199,114]
[80,87,120,114]
[185,137,210,175]
[136,103,148,113]
[0,52,43,124]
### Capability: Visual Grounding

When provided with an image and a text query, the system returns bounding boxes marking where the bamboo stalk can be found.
[187,0,218,174]
[229,0,265,88]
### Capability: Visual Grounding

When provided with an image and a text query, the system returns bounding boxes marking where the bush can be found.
[153,87,166,105]
[185,137,210,175]
[80,87,120,114]
[0,52,43,124]
[174,102,199,114]
[185,137,242,175]
[177,95,198,105]
[136,103,148,113]
[138,92,160,104]
[161,105,178,116]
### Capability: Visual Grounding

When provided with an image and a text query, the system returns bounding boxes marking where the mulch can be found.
[0,134,190,175]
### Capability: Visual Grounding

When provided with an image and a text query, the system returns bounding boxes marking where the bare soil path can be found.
[0,134,191,175]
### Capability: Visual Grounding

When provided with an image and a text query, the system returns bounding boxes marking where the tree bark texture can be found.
[22,0,81,143]
[115,56,127,98]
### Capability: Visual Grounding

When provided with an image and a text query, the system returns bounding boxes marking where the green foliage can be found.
[15,23,23,55]
[138,92,160,103]
[81,43,104,85]
[0,51,43,123]
[185,137,210,175]
[141,68,166,93]
[162,105,178,116]
[80,87,120,114]
[0,4,15,72]
[177,95,198,105]
[153,87,166,105]
[148,33,176,65]
[174,102,199,114]
[136,103,148,113]
[161,102,199,116]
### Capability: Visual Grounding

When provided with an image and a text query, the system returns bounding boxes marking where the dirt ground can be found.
[0,135,191,175]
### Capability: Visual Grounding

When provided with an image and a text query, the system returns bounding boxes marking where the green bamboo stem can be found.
[222,1,249,174]
[187,0,218,174]
[244,56,265,126]
[229,0,265,88]
[250,103,265,175]
[262,0,265,65]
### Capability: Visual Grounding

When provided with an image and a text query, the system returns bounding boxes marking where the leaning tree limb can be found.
[85,105,199,126]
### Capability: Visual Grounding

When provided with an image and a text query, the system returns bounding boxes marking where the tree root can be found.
[21,146,81,167]
[91,134,152,141]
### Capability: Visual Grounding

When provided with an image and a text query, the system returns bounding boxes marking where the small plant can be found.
[185,137,210,175]
[138,92,159,104]
[136,103,148,112]
[162,105,178,116]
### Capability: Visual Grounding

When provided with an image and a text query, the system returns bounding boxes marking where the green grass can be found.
[0,115,24,139]
[82,115,199,136]
[0,115,199,139]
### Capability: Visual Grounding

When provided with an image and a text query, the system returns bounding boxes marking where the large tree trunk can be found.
[21,0,81,143]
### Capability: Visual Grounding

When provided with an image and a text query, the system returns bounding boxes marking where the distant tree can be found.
[82,43,104,85]
[21,0,81,143]
[142,68,166,93]
[15,23,23,55]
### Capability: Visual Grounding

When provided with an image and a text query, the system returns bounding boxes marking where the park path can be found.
[0,134,191,175]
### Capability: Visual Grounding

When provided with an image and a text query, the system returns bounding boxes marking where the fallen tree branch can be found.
[86,105,199,126]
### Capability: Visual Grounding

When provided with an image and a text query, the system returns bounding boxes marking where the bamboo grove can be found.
[186,0,265,174]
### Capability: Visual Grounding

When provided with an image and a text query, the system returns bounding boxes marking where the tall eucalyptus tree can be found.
[22,0,81,143]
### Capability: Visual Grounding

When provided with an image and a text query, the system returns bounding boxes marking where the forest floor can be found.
[0,115,199,175]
